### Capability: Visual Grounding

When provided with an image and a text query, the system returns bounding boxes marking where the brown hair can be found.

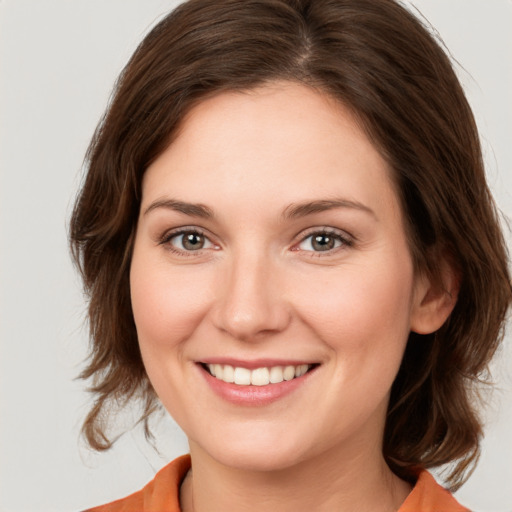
[70,0,511,490]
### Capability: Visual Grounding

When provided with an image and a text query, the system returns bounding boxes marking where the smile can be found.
[198,360,319,406]
[206,363,311,386]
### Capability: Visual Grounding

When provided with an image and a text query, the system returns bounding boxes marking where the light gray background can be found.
[0,1,511,511]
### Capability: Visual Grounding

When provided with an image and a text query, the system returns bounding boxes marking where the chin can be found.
[214,447,309,473]
[191,428,314,473]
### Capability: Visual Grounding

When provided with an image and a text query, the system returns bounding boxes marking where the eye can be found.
[166,230,215,252]
[297,230,350,252]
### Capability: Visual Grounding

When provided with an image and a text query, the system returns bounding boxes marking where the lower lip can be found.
[198,365,316,406]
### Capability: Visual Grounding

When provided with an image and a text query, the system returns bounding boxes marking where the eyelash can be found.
[294,228,353,256]
[159,227,217,257]
[158,227,354,257]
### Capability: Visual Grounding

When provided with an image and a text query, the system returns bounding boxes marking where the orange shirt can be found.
[85,454,469,512]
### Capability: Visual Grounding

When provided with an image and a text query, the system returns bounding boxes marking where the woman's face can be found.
[130,82,430,471]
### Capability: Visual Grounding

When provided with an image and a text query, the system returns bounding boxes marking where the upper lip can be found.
[198,358,318,369]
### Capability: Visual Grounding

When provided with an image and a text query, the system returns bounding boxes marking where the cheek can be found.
[130,255,214,348]
[292,258,414,359]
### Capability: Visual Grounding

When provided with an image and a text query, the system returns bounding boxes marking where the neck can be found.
[180,438,411,512]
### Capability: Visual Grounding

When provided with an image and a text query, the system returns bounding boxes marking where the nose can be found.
[212,252,291,342]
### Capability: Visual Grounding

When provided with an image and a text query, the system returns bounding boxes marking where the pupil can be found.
[312,234,334,251]
[183,233,204,250]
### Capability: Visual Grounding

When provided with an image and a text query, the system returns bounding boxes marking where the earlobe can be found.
[410,261,460,335]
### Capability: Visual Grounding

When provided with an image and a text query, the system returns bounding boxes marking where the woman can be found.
[70,0,511,510]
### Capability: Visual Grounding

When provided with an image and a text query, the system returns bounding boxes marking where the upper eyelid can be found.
[160,225,211,242]
[295,226,354,243]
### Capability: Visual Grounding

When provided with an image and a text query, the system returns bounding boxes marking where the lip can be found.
[196,360,318,406]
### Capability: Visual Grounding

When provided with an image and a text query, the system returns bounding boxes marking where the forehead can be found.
[175,82,367,163]
[141,81,402,225]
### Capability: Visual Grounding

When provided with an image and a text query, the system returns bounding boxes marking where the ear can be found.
[410,258,460,335]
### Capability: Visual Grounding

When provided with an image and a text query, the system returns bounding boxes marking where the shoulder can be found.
[399,470,470,512]
[83,454,191,512]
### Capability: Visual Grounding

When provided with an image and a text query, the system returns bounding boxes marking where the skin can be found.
[130,82,456,512]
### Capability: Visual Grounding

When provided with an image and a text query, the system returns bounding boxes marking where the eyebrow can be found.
[143,197,376,220]
[143,198,214,218]
[283,199,377,220]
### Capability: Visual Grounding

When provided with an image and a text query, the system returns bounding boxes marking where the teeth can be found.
[234,367,251,385]
[251,367,270,386]
[269,366,284,383]
[206,363,312,386]
[214,364,223,380]
[223,364,234,383]
[283,365,295,381]
[295,364,309,377]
